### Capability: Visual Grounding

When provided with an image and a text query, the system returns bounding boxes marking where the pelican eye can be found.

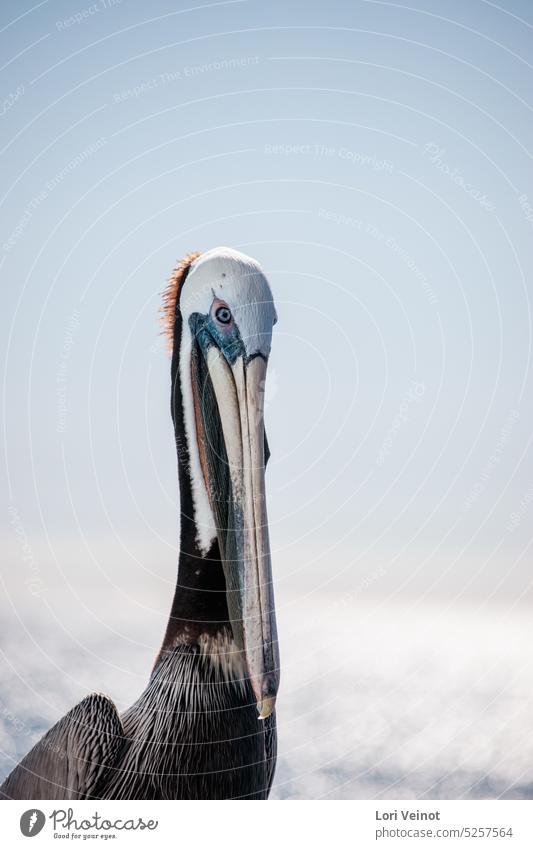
[215,306,232,325]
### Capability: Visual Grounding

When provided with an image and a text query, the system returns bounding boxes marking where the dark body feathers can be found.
[98,646,276,800]
[1,648,276,800]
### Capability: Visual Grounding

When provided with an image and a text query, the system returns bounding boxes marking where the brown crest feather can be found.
[161,251,202,351]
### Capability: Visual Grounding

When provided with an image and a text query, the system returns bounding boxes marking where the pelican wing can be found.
[0,693,124,800]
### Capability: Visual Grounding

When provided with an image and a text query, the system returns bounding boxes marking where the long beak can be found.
[192,344,279,719]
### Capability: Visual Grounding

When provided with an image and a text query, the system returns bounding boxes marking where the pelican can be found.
[1,247,280,800]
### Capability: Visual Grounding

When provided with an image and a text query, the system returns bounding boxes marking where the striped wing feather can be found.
[0,693,124,800]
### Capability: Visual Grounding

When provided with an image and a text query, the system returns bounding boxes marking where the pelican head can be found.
[163,246,279,719]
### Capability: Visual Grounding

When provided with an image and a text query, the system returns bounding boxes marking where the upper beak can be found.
[193,344,279,719]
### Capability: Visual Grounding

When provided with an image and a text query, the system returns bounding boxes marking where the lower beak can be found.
[194,347,279,719]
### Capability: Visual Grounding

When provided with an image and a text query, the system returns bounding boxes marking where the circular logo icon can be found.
[20,809,46,837]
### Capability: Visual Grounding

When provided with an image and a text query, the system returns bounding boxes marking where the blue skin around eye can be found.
[189,312,245,365]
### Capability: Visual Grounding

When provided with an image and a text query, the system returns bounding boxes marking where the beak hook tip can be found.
[257,696,276,720]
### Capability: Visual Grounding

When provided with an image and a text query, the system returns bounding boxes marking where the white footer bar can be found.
[2,800,532,848]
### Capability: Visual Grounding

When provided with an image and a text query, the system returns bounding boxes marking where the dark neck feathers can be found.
[157,271,230,660]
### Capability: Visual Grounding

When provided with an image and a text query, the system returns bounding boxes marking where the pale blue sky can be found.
[2,0,533,615]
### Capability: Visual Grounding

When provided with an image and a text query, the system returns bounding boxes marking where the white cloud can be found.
[1,595,532,799]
